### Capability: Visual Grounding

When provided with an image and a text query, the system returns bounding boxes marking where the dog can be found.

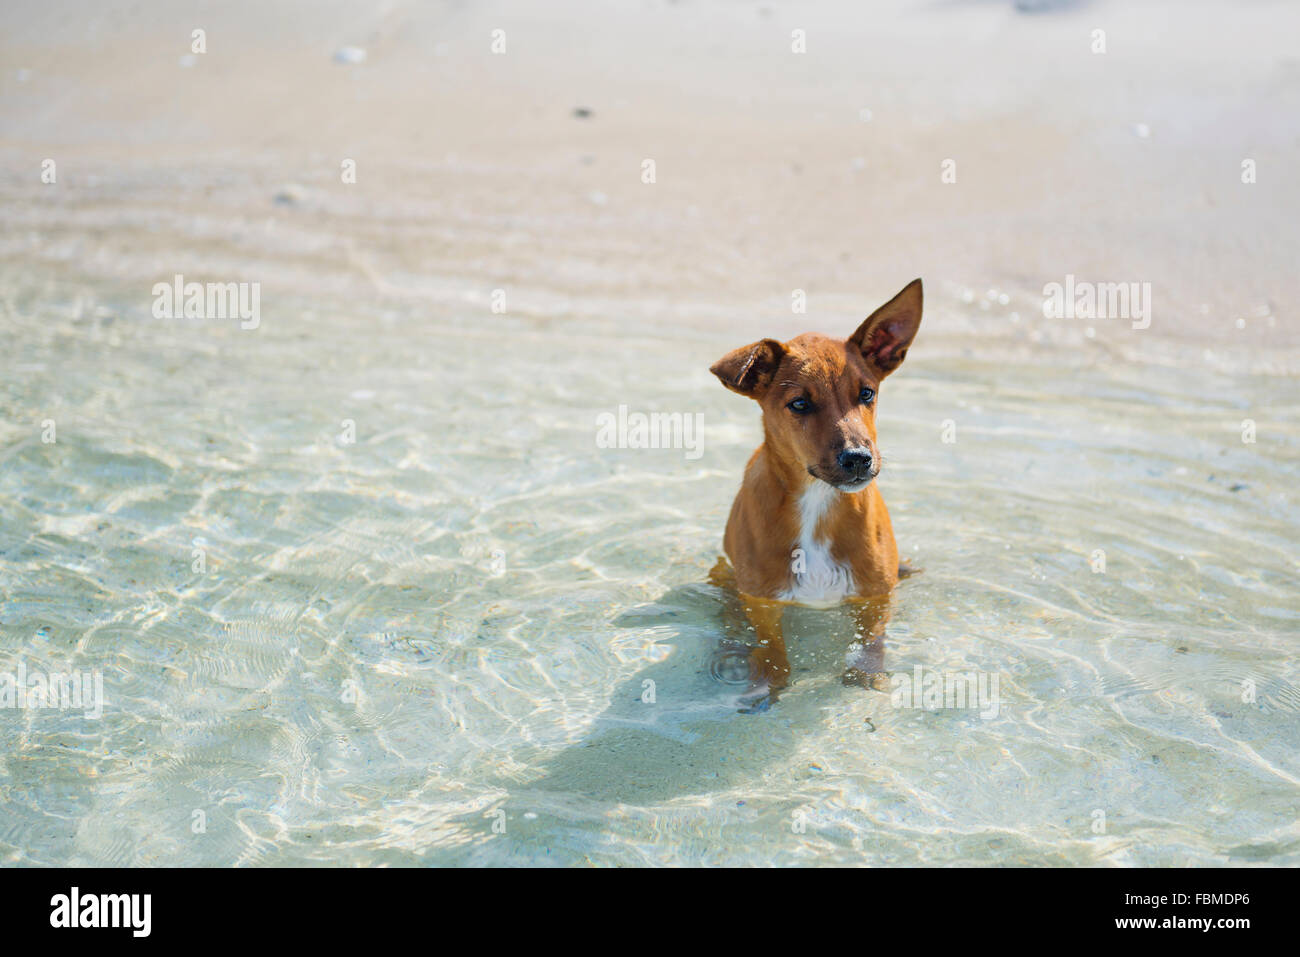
[709,279,923,708]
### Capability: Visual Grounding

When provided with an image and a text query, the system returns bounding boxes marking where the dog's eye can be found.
[859,387,876,404]
[787,397,812,414]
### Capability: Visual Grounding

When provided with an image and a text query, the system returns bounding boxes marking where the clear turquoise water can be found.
[1,277,1298,866]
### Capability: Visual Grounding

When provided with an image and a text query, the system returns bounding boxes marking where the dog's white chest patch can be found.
[778,482,855,607]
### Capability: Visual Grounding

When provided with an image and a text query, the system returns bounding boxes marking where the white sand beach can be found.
[2,0,1297,363]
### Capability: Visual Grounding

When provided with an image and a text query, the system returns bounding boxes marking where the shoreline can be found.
[1,0,1296,370]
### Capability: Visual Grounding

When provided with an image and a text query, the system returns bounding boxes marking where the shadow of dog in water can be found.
[487,568,894,811]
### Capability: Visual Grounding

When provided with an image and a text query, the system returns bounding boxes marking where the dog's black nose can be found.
[837,447,874,475]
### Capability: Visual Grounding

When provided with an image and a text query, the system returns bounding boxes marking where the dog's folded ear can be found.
[710,338,785,398]
[850,279,923,376]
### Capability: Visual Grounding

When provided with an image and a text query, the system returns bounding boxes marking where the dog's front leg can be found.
[737,595,789,713]
[843,596,892,692]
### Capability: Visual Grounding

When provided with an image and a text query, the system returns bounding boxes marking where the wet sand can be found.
[2,0,1297,368]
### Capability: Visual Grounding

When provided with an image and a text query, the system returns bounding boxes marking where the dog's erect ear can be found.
[710,338,785,398]
[849,279,923,376]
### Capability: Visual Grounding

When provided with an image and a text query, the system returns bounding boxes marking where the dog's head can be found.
[710,279,922,492]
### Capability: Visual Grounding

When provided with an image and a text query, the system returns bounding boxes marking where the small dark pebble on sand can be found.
[572,107,592,119]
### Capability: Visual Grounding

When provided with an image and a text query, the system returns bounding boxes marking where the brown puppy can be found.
[710,279,923,707]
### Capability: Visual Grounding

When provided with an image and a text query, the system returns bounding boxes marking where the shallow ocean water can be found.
[1,276,1297,867]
